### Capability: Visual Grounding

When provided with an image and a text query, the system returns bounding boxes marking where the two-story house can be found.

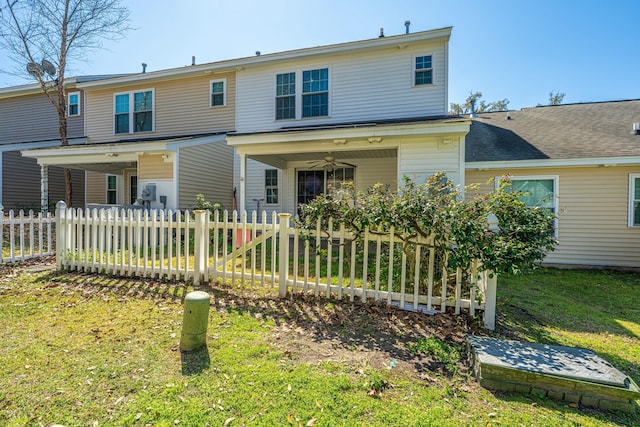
[228,27,470,214]
[22,68,236,210]
[0,80,86,211]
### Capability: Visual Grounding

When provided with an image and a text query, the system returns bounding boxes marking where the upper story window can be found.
[302,68,328,118]
[415,55,433,86]
[275,68,329,120]
[276,72,296,120]
[629,174,640,227]
[68,92,80,116]
[210,79,226,107]
[114,89,154,134]
[265,169,279,204]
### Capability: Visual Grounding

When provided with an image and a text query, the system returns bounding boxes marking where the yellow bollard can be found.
[180,291,211,352]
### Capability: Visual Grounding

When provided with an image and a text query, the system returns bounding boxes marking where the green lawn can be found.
[0,263,638,426]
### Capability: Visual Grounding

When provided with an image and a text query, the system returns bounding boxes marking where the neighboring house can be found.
[0,81,86,210]
[465,100,640,268]
[22,69,236,210]
[227,27,470,214]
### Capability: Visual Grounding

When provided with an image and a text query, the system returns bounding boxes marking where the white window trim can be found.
[210,78,226,108]
[628,174,640,227]
[68,91,81,116]
[274,66,331,122]
[106,174,118,204]
[264,169,279,206]
[412,53,435,88]
[113,88,155,135]
[495,174,559,234]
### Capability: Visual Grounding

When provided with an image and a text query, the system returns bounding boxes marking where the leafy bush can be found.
[194,193,224,215]
[296,173,557,277]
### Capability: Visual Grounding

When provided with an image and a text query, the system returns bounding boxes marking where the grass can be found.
[0,263,639,426]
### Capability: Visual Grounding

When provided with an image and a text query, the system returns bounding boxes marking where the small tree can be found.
[449,91,510,115]
[0,0,131,207]
[297,173,557,277]
[548,90,566,105]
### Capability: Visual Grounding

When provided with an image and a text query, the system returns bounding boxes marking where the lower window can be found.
[297,167,354,206]
[630,174,640,226]
[107,175,117,204]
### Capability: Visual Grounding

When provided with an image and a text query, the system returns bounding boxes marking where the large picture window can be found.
[114,89,154,134]
[297,167,354,207]
[275,68,329,120]
[503,175,558,233]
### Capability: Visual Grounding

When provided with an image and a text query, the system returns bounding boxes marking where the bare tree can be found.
[449,91,510,115]
[0,0,131,208]
[548,90,566,105]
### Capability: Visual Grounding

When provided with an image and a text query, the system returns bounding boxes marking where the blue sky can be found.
[1,0,639,110]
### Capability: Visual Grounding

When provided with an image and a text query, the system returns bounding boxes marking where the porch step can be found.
[467,335,640,413]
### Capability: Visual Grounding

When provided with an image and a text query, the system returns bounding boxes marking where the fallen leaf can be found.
[287,384,292,392]
[306,418,318,426]
[223,417,235,427]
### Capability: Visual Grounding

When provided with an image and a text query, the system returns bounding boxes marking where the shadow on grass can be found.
[181,346,211,376]
[35,269,189,302]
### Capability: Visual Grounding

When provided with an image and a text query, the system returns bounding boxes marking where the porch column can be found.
[239,153,246,213]
[40,164,49,213]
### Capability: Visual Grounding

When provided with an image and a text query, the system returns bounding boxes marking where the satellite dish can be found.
[41,59,56,76]
[26,62,41,77]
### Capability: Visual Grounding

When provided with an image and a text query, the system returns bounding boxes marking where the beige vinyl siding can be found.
[236,43,447,132]
[466,166,640,268]
[85,73,236,143]
[0,92,85,144]
[2,151,84,210]
[85,171,107,204]
[178,141,234,210]
[139,154,173,180]
[398,137,461,186]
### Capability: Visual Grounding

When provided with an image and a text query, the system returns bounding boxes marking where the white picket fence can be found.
[1,208,55,263]
[55,204,497,329]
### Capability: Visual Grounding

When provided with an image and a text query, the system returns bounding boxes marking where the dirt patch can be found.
[7,261,489,382]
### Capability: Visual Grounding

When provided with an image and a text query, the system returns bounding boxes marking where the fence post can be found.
[193,210,207,286]
[483,271,497,330]
[278,213,291,298]
[55,201,66,270]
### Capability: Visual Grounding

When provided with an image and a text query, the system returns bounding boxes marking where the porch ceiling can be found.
[56,161,137,174]
[249,148,397,168]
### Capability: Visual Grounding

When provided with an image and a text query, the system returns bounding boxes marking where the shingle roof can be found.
[465,100,640,162]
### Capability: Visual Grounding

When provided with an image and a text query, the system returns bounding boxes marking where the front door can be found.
[297,170,324,206]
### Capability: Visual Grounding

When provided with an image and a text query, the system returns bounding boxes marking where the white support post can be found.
[41,165,49,213]
[278,213,291,298]
[239,153,246,213]
[55,201,66,270]
[193,209,207,286]
[483,271,497,330]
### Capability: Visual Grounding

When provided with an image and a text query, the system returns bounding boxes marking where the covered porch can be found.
[228,117,471,215]
[22,134,230,212]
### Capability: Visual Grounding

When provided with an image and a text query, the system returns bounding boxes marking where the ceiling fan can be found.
[307,153,356,171]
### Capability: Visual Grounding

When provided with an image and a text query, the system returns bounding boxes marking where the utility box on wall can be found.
[141,183,156,201]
